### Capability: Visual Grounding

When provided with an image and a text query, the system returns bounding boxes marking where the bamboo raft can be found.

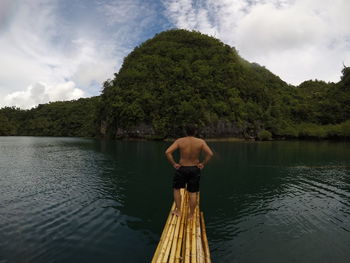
[151,189,211,263]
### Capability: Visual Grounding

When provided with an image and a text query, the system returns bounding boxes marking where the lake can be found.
[0,137,350,262]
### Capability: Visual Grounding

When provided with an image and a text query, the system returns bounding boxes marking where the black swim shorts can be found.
[173,166,201,193]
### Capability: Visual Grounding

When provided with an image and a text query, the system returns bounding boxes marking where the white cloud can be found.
[163,0,219,36]
[4,82,84,109]
[235,3,328,55]
[0,0,151,109]
[163,0,350,85]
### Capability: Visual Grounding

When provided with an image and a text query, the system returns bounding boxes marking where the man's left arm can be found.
[165,140,181,169]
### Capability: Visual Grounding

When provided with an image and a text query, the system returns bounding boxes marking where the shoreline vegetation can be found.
[1,29,350,141]
[1,135,349,143]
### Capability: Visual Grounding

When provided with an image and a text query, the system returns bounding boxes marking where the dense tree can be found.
[0,97,100,137]
[0,113,16,135]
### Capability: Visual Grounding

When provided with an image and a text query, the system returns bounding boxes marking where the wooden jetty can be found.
[151,189,211,263]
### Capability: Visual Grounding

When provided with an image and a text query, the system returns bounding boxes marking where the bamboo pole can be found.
[152,202,176,262]
[181,191,188,263]
[158,209,178,263]
[191,207,197,263]
[169,189,186,262]
[196,207,205,263]
[156,218,171,262]
[175,190,187,263]
[160,189,186,263]
[200,212,211,263]
[196,209,200,263]
[184,199,191,263]
[161,215,178,263]
[181,219,187,263]
[168,217,180,262]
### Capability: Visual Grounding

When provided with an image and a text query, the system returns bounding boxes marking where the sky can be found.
[0,0,349,109]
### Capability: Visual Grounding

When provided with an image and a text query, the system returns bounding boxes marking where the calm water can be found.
[1,137,350,263]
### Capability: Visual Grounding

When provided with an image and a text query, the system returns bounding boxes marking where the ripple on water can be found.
[2,138,350,263]
[206,163,350,263]
[0,137,133,263]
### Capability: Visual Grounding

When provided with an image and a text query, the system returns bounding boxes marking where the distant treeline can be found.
[1,29,350,140]
[0,97,100,137]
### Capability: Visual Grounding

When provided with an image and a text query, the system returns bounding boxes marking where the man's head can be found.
[185,124,197,136]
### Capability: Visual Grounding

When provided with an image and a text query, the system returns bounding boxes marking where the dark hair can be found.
[185,124,197,136]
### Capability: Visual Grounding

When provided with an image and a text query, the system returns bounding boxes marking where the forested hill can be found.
[1,29,350,139]
[100,29,295,139]
[99,29,350,139]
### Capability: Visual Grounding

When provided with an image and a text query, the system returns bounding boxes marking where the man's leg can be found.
[187,167,200,220]
[172,188,182,217]
[188,192,197,220]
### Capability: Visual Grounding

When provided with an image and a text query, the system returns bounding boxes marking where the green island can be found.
[1,29,350,140]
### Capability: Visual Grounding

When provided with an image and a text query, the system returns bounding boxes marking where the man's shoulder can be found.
[178,136,205,143]
[177,136,202,139]
[196,137,205,143]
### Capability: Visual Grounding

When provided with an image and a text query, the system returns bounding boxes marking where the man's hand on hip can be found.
[197,163,204,170]
[173,163,181,169]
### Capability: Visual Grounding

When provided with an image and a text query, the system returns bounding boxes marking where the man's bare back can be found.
[165,136,213,169]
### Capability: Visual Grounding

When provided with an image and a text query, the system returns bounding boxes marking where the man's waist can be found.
[179,160,200,166]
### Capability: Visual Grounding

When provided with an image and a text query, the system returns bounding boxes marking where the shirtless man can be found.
[165,125,213,220]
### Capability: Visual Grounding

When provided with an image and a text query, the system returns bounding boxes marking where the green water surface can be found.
[0,137,350,262]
